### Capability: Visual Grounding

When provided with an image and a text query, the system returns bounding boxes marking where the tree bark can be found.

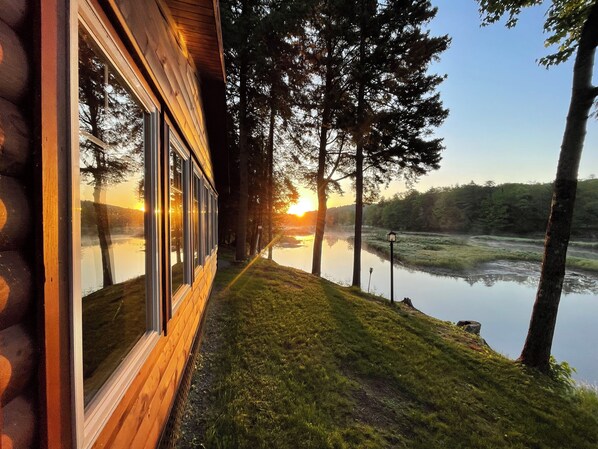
[267,97,275,260]
[311,44,333,277]
[352,143,363,286]
[235,0,250,262]
[352,0,367,288]
[519,1,598,372]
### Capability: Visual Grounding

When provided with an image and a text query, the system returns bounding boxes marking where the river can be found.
[270,232,598,386]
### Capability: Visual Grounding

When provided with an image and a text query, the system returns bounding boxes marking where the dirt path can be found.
[175,285,226,448]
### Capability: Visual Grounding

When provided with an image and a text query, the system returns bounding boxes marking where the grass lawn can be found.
[363,231,598,273]
[176,251,598,449]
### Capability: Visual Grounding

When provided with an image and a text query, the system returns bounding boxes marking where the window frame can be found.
[167,126,192,311]
[70,2,162,448]
[192,164,204,275]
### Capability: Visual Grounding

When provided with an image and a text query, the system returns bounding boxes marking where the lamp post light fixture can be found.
[387,231,396,304]
[257,225,263,253]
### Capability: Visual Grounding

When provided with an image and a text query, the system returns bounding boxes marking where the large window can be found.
[169,132,191,303]
[204,185,210,258]
[78,27,149,406]
[73,5,160,446]
[193,169,202,270]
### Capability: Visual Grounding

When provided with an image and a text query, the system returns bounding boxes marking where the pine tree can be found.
[344,0,449,287]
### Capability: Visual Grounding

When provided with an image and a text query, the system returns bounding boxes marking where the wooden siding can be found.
[110,0,215,185]
[165,0,225,82]
[0,0,36,448]
[91,255,217,449]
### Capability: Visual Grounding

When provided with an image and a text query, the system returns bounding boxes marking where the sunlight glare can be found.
[287,197,314,217]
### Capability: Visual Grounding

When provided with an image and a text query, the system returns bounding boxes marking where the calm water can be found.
[80,235,146,295]
[271,233,598,385]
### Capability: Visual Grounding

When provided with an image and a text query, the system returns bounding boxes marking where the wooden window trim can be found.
[38,1,75,448]
[167,124,192,314]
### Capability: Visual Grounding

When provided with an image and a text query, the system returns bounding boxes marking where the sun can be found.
[287,197,314,217]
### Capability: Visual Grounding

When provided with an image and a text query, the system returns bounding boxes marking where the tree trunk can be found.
[267,97,275,260]
[235,0,249,262]
[352,143,363,287]
[93,181,114,287]
[352,0,367,288]
[519,2,598,372]
[311,46,333,277]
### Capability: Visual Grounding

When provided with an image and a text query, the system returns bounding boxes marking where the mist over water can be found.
[271,233,598,385]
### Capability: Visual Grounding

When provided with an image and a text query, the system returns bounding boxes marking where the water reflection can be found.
[271,233,598,385]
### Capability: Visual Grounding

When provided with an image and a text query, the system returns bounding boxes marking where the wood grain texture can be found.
[0,0,28,29]
[112,0,214,184]
[0,175,30,250]
[0,18,29,103]
[0,97,29,176]
[164,0,225,81]
[1,394,35,449]
[37,1,75,448]
[0,324,35,405]
[0,251,32,331]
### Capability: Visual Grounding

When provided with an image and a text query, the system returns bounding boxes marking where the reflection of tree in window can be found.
[78,28,147,406]
[170,148,185,294]
[193,175,201,268]
[204,186,210,258]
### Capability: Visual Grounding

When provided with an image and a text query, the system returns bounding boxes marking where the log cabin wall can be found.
[85,4,219,446]
[35,1,220,448]
[0,0,222,446]
[0,0,38,448]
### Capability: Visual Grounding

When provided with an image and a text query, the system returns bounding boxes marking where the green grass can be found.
[363,231,598,273]
[177,253,598,449]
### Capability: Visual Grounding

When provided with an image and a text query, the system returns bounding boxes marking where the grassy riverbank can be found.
[363,230,598,273]
[176,252,598,449]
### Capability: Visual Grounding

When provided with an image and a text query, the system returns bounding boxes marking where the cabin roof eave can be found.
[163,0,226,83]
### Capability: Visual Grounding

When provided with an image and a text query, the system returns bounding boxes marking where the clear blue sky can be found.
[308,0,598,209]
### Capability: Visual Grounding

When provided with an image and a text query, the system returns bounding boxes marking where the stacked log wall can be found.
[0,1,37,448]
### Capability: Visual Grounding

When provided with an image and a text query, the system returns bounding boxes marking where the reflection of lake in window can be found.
[170,148,185,294]
[78,28,147,406]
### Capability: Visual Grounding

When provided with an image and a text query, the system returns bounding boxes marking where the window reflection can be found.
[79,29,147,406]
[170,148,185,294]
[193,174,201,269]
[204,186,210,258]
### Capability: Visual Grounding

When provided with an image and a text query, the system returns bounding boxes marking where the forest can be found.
[321,179,598,237]
[218,0,598,372]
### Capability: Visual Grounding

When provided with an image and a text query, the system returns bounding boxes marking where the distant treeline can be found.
[322,180,598,236]
[81,200,144,235]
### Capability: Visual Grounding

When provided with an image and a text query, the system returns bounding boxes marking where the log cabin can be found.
[0,0,225,448]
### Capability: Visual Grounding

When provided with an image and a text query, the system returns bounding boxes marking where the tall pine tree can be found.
[347,0,449,287]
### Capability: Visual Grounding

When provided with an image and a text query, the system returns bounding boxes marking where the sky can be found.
[295,0,598,212]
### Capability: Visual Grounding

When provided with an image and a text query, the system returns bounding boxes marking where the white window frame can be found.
[70,2,161,448]
[168,128,192,311]
[203,183,210,261]
[192,164,204,275]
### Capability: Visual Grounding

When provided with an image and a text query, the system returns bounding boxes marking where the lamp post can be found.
[257,225,263,253]
[387,231,396,304]
[368,267,373,293]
